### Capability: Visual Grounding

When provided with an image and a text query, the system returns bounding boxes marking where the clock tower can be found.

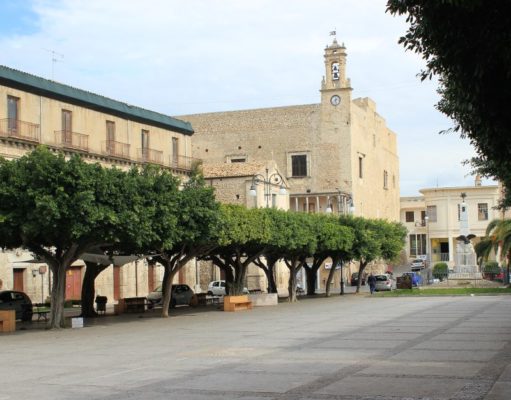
[320,37,352,106]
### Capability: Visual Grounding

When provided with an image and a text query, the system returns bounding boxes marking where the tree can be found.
[387,1,511,207]
[267,210,317,302]
[475,219,511,284]
[0,147,146,328]
[206,205,271,296]
[311,214,354,297]
[152,170,220,317]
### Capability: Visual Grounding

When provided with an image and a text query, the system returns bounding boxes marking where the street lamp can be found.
[424,215,430,269]
[249,168,286,208]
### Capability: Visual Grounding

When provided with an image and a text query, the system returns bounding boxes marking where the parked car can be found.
[401,272,422,287]
[374,274,395,291]
[410,258,426,271]
[350,272,366,286]
[207,280,249,296]
[146,284,195,308]
[0,290,33,321]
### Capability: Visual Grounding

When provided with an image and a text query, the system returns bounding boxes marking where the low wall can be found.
[248,293,278,306]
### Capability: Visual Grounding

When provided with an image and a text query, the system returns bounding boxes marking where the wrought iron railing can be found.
[54,130,89,151]
[102,140,130,159]
[0,118,40,142]
[169,155,201,171]
[137,148,163,165]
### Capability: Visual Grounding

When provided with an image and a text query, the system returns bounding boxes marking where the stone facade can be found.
[179,38,400,221]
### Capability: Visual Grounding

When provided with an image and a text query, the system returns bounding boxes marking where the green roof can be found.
[0,65,193,135]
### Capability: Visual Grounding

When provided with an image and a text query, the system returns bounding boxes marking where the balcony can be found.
[170,155,201,171]
[138,148,163,165]
[0,118,40,143]
[102,140,130,159]
[54,130,89,152]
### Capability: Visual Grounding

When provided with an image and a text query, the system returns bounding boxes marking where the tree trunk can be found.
[288,264,297,302]
[305,267,317,295]
[49,262,67,329]
[81,262,108,318]
[356,261,368,294]
[340,261,345,295]
[325,257,340,297]
[160,261,174,318]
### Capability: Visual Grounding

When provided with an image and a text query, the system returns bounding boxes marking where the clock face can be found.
[330,95,341,106]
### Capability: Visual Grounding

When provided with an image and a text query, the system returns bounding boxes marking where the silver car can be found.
[374,274,395,291]
[147,284,195,308]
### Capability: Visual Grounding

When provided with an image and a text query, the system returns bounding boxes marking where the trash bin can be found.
[95,295,107,315]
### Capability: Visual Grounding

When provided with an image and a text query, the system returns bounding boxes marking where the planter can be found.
[248,293,278,306]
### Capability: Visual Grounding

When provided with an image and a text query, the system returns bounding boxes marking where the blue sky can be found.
[0,0,493,195]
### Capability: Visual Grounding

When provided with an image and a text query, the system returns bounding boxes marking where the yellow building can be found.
[0,65,197,304]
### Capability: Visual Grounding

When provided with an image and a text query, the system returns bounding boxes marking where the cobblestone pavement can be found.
[1,294,510,400]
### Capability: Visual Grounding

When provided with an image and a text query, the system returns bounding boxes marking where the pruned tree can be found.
[0,147,147,328]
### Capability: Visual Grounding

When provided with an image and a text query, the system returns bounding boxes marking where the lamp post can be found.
[249,168,286,208]
[424,214,430,275]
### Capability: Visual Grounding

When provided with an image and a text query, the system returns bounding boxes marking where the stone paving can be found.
[0,294,510,400]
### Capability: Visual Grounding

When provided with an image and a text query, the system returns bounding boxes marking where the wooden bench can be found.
[0,310,16,333]
[119,297,146,313]
[223,295,252,312]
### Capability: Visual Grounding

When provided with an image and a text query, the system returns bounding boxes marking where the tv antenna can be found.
[44,49,64,80]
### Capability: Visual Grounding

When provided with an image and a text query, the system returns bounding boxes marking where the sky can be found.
[0,0,493,196]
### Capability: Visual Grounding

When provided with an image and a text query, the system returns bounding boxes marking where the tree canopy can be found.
[387,1,511,206]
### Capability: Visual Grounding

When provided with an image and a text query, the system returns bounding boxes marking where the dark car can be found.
[147,284,195,308]
[350,272,366,286]
[0,290,33,321]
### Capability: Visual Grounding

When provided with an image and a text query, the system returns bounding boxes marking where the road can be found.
[1,294,510,400]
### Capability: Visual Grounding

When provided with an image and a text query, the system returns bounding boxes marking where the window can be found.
[409,234,427,257]
[291,154,307,177]
[7,96,19,131]
[383,170,388,190]
[405,211,414,223]
[272,193,277,208]
[358,156,363,178]
[172,137,179,167]
[421,210,426,222]
[426,205,437,222]
[230,158,246,163]
[478,203,488,221]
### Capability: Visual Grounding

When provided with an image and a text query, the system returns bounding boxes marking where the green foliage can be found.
[433,262,449,280]
[483,261,500,274]
[386,1,511,207]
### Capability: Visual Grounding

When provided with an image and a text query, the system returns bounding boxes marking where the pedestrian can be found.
[368,273,376,295]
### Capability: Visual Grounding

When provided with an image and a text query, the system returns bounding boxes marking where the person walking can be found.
[368,273,376,295]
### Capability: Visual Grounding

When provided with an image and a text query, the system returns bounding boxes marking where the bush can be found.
[433,262,449,281]
[483,261,502,281]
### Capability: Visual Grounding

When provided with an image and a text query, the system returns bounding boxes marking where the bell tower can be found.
[320,36,352,106]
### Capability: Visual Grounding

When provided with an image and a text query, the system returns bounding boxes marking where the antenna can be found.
[44,49,64,80]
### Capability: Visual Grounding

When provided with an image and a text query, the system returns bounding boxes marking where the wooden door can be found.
[62,110,72,144]
[113,265,121,300]
[65,267,82,300]
[13,269,24,291]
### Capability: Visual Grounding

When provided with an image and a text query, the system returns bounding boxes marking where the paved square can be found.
[0,295,510,400]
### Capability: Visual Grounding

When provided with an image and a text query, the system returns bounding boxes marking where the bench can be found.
[33,304,50,321]
[0,310,16,333]
[223,295,252,312]
[119,297,146,313]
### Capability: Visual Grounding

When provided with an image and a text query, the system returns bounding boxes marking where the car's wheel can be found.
[207,291,213,296]
[21,311,33,322]
[170,298,177,308]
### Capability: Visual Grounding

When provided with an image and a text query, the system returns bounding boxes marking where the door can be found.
[62,110,72,144]
[65,267,82,300]
[172,137,178,167]
[13,269,24,292]
[141,129,149,159]
[113,265,121,300]
[106,121,115,154]
[7,96,19,132]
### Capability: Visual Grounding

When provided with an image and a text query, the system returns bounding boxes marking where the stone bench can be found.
[223,295,252,312]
